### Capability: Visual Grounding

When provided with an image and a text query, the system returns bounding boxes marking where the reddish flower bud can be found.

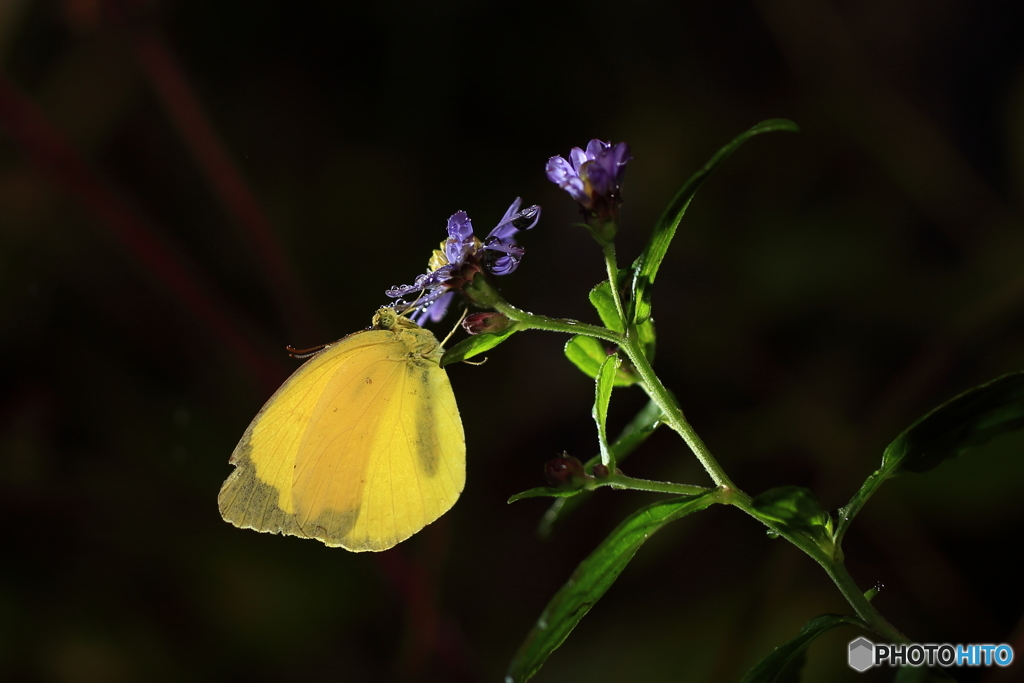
[462,311,510,335]
[544,455,587,488]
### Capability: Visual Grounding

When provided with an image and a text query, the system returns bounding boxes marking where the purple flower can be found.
[546,140,632,210]
[386,198,540,324]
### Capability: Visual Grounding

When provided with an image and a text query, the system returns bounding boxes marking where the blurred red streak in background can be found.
[0,72,282,393]
[0,53,469,682]
[127,20,322,344]
[1,3,470,673]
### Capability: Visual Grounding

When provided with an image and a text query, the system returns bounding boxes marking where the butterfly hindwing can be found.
[218,317,465,552]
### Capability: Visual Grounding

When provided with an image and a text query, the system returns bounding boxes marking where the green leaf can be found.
[636,316,656,362]
[589,276,629,333]
[589,280,622,332]
[593,354,620,468]
[564,336,637,386]
[883,371,1024,473]
[593,356,620,467]
[539,400,664,536]
[836,371,1024,546]
[440,325,519,366]
[740,614,863,683]
[751,486,832,548]
[563,335,606,379]
[506,492,717,683]
[631,119,799,325]
[509,486,588,503]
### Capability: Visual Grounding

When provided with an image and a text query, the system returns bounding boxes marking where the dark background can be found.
[2,1,1023,681]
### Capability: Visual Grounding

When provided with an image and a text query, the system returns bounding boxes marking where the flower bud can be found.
[462,311,510,335]
[544,455,587,488]
[546,140,631,242]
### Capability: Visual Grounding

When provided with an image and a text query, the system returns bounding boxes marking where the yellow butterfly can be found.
[218,307,465,551]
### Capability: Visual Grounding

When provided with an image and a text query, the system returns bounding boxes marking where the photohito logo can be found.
[848,637,1014,671]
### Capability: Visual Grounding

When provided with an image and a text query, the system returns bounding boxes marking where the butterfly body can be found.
[218,308,465,551]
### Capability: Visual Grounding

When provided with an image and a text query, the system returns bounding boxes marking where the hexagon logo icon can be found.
[848,637,874,672]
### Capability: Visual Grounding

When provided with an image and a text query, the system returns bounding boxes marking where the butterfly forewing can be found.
[218,320,465,552]
[355,349,464,550]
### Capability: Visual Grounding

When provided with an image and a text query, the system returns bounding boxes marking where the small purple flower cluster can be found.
[545,140,631,212]
[387,139,629,326]
[386,199,539,324]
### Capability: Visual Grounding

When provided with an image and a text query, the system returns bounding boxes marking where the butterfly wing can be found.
[218,326,465,551]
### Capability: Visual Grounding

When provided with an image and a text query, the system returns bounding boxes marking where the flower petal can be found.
[445,211,476,264]
[546,156,588,204]
[488,199,541,242]
[488,253,520,275]
[414,290,455,324]
[545,156,576,185]
[584,139,609,159]
[569,146,590,171]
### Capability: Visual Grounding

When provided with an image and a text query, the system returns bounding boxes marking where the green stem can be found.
[823,560,910,643]
[621,339,737,490]
[833,461,897,550]
[726,490,909,643]
[493,300,625,346]
[495,292,732,488]
[493,284,908,642]
[597,472,709,496]
[602,242,627,324]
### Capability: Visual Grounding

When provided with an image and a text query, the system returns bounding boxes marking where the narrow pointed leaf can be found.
[836,371,1024,545]
[564,336,637,386]
[589,274,629,333]
[589,280,623,332]
[631,119,799,324]
[509,486,587,503]
[740,614,863,683]
[506,491,717,683]
[564,334,605,377]
[882,371,1024,473]
[751,486,832,548]
[637,316,656,361]
[594,354,620,467]
[539,400,663,536]
[440,325,519,366]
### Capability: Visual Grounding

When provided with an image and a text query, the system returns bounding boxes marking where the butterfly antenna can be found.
[440,307,468,347]
[286,343,329,359]
[394,287,429,323]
